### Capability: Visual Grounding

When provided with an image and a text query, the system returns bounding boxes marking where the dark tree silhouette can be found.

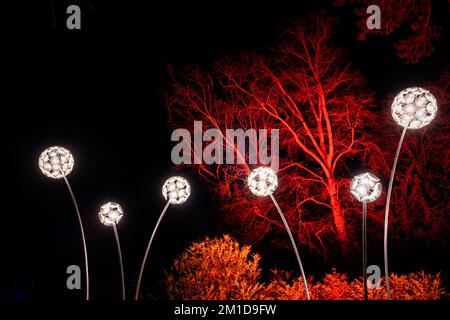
[335,0,442,63]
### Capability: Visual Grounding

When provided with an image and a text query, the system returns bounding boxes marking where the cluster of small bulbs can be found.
[391,87,437,129]
[350,172,382,203]
[38,146,74,179]
[99,202,124,226]
[162,176,191,205]
[247,166,278,197]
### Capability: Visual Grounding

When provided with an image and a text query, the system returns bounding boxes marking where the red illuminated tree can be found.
[166,14,386,256]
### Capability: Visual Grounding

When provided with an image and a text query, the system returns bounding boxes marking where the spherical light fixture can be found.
[384,87,438,300]
[99,202,124,226]
[350,172,382,203]
[38,146,89,300]
[135,176,191,300]
[98,202,126,300]
[38,146,74,179]
[247,167,310,300]
[350,172,382,300]
[391,87,437,129]
[247,166,278,197]
[162,176,191,204]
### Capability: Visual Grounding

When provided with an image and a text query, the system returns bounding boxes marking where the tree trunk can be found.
[328,181,349,250]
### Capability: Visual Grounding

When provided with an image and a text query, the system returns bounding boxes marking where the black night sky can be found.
[4,1,450,301]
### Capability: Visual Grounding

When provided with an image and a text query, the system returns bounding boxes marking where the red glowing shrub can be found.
[165,235,267,300]
[388,271,445,300]
[270,270,444,300]
[310,270,363,300]
[165,236,446,300]
[263,270,308,300]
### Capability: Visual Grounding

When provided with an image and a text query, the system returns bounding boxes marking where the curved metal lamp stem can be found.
[270,194,310,300]
[113,224,125,300]
[63,176,89,300]
[383,126,408,300]
[362,201,368,300]
[134,200,171,300]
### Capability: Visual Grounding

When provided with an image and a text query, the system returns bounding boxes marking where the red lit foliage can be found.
[165,236,446,300]
[335,0,441,63]
[165,235,267,300]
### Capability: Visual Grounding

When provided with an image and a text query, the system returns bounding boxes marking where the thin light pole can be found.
[113,224,125,300]
[362,201,368,300]
[270,194,310,300]
[383,126,408,300]
[134,200,171,300]
[63,176,89,300]
[350,172,382,301]
[386,88,438,299]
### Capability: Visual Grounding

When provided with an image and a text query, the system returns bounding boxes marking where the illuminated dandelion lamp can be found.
[38,146,90,300]
[391,87,437,129]
[248,167,310,300]
[384,87,437,299]
[134,176,191,300]
[161,176,191,205]
[350,172,382,300]
[99,202,126,300]
[39,146,74,179]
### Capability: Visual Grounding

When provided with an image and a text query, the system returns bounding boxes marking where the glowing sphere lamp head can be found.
[38,146,74,179]
[391,87,437,129]
[162,176,191,205]
[99,202,124,226]
[350,172,382,203]
[247,166,278,197]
